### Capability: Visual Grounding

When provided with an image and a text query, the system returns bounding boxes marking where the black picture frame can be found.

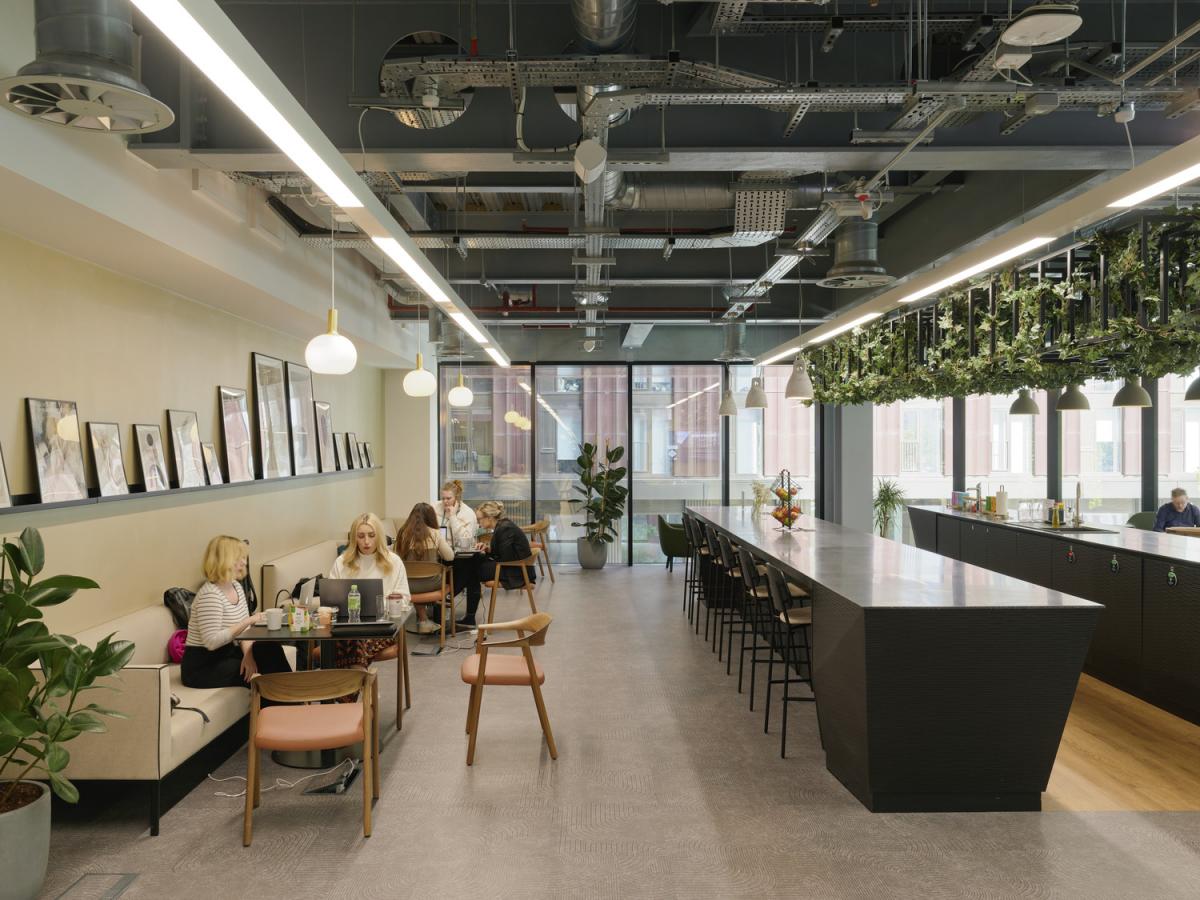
[219,386,255,484]
[347,432,362,469]
[133,424,169,493]
[314,401,336,473]
[363,442,374,468]
[253,353,292,478]
[87,422,129,497]
[0,441,11,509]
[286,361,319,475]
[26,397,88,503]
[167,409,206,489]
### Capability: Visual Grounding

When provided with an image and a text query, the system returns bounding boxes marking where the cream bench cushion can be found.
[261,540,340,608]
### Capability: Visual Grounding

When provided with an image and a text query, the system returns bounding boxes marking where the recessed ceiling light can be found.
[1000,3,1083,47]
[899,237,1054,304]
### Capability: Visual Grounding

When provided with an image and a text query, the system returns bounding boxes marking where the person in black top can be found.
[1153,487,1200,532]
[460,500,536,629]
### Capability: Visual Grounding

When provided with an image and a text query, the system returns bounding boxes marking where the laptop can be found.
[319,578,385,623]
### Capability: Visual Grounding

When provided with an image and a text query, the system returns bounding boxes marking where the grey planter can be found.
[576,537,608,569]
[0,781,50,900]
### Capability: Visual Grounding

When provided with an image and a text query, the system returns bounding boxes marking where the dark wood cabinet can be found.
[986,526,1020,579]
[1052,542,1142,693]
[936,516,960,560]
[908,507,938,553]
[1142,559,1200,721]
[960,521,990,568]
[1013,532,1056,589]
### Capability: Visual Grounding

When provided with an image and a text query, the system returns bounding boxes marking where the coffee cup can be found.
[264,607,283,630]
[318,607,335,627]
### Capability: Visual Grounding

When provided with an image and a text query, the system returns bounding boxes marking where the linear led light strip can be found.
[130,0,359,209]
[898,237,1054,305]
[1108,162,1200,208]
[665,383,721,409]
[760,311,885,365]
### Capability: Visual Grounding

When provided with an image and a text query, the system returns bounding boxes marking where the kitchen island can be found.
[909,505,1200,725]
[688,505,1100,813]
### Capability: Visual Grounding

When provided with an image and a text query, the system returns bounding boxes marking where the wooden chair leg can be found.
[401,629,412,710]
[466,681,485,765]
[525,586,538,615]
[393,646,403,732]
[465,682,479,733]
[362,715,373,838]
[542,538,556,583]
[243,746,257,847]
[530,680,557,759]
[487,581,499,624]
[372,703,381,801]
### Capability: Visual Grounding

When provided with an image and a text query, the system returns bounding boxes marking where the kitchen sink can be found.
[1020,523,1118,535]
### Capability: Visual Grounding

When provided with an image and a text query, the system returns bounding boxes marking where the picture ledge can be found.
[0,465,383,519]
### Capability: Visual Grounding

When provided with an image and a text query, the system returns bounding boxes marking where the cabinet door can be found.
[936,516,961,560]
[909,508,938,553]
[1143,559,1200,722]
[987,526,1020,579]
[1014,532,1056,588]
[960,521,990,569]
[1054,543,1142,693]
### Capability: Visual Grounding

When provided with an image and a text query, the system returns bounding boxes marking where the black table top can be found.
[688,505,1098,611]
[244,619,400,641]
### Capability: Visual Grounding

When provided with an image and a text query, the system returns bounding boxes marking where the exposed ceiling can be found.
[119,0,1200,359]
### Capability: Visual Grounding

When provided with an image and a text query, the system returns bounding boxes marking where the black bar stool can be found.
[764,564,815,759]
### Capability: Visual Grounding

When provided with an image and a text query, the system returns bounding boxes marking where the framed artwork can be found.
[314,401,336,473]
[167,409,206,489]
[359,442,370,468]
[347,432,363,469]
[332,432,346,470]
[133,424,169,493]
[87,422,128,497]
[362,442,374,468]
[253,353,292,479]
[26,398,88,503]
[219,386,254,484]
[201,442,223,485]
[286,362,319,475]
[0,442,11,509]
[341,433,355,469]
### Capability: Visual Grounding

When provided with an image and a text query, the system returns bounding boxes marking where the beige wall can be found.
[0,229,400,634]
[384,369,438,520]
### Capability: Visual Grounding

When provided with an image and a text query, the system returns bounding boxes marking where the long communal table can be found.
[687,505,1101,813]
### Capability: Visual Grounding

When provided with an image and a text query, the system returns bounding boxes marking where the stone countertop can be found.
[688,505,1097,610]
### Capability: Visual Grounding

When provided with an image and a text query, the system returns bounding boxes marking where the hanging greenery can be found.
[808,214,1200,405]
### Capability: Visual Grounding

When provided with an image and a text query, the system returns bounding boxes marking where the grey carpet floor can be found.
[41,567,1200,899]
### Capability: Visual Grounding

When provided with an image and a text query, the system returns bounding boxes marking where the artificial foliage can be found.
[807,215,1200,405]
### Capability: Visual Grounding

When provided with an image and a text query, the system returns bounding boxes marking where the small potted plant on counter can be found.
[0,527,134,900]
[572,441,628,570]
[873,479,907,539]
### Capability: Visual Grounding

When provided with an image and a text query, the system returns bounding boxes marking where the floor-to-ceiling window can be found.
[727,365,816,515]
[964,392,1048,515]
[873,397,952,541]
[532,365,629,565]
[630,365,723,562]
[439,365,532,520]
[1061,380,1142,524]
[1159,368,1200,507]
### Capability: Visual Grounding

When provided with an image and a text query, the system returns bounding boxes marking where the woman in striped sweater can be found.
[181,535,291,688]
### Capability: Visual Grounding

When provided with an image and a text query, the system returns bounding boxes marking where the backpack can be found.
[163,587,196,630]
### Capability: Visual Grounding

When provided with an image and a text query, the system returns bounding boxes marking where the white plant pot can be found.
[0,780,50,900]
[576,537,608,570]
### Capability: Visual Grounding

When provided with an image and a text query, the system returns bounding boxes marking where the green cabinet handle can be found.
[1066,546,1075,564]
[1168,566,1178,587]
[1110,555,1120,574]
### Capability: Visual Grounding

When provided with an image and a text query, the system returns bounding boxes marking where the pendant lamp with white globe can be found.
[401,295,436,397]
[305,226,358,375]
[447,371,474,408]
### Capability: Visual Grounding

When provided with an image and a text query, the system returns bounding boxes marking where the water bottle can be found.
[347,584,361,623]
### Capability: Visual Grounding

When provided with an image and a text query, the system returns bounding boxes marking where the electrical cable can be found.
[209,758,356,799]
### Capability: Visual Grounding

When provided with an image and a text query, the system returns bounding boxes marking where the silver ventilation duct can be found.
[714,322,753,362]
[0,0,173,134]
[608,176,825,212]
[380,32,474,130]
[572,0,637,52]
[816,220,895,289]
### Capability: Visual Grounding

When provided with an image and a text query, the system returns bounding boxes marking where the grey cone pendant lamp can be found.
[718,386,737,416]
[745,376,768,409]
[1185,375,1200,403]
[1009,388,1040,416]
[1113,378,1152,408]
[785,355,814,401]
[1055,383,1090,411]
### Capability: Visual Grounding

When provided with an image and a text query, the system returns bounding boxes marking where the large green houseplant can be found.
[572,441,629,569]
[0,527,134,900]
[873,479,907,539]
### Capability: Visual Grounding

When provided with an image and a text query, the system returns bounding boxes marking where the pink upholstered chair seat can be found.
[254,704,364,752]
[460,653,545,686]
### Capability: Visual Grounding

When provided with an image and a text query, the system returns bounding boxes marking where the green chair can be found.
[657,515,689,571]
[1127,511,1157,531]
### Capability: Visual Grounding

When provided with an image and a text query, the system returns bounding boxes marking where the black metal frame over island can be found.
[688,505,1100,814]
[909,505,1200,727]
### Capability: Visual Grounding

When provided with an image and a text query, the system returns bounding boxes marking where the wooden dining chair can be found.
[460,612,556,766]
[366,627,411,731]
[521,519,556,583]
[483,553,540,623]
[405,561,457,648]
[244,669,378,846]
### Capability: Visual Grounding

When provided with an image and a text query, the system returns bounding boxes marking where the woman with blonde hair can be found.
[436,479,477,550]
[460,500,535,629]
[328,513,416,668]
[182,535,291,688]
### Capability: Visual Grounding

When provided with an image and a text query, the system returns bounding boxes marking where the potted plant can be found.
[572,441,628,569]
[873,479,907,539]
[0,528,134,900]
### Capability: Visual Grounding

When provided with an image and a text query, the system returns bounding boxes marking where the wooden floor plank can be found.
[1045,675,1200,811]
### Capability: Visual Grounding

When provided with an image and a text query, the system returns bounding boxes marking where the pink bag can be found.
[168,629,187,663]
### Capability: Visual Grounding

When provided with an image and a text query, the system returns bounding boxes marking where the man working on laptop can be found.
[1153,487,1200,532]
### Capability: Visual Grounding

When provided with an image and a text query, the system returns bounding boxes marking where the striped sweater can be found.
[185,581,248,650]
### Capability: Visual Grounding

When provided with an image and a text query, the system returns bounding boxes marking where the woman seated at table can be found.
[437,479,478,549]
[465,500,536,628]
[182,535,291,689]
[329,513,413,668]
[396,502,460,630]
